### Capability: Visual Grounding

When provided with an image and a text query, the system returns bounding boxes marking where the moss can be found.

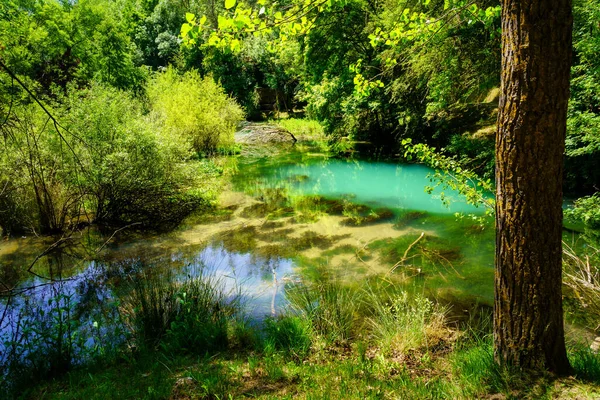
[393,210,428,229]
[291,231,351,251]
[341,207,396,227]
[217,226,258,253]
[287,174,310,183]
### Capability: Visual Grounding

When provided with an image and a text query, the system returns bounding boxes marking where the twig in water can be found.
[389,232,425,274]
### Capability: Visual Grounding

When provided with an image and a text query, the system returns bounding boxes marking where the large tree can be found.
[494,0,573,373]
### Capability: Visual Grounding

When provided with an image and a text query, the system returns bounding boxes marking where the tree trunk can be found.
[494,0,573,374]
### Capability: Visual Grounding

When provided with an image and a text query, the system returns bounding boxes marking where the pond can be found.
[0,145,496,372]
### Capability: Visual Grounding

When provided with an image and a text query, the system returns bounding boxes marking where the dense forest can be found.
[2,0,600,398]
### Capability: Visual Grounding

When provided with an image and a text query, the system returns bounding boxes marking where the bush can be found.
[0,102,84,234]
[147,67,244,155]
[62,82,211,228]
[565,193,600,230]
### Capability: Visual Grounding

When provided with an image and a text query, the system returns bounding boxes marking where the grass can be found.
[11,269,600,400]
[118,262,242,355]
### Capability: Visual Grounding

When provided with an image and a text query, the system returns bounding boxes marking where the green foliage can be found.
[0,102,83,233]
[0,79,225,234]
[62,83,205,227]
[0,0,147,93]
[566,193,600,230]
[263,315,313,359]
[564,0,600,194]
[402,139,494,220]
[147,67,244,155]
[202,36,299,119]
[570,345,600,383]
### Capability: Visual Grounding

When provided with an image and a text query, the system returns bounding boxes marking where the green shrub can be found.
[0,102,85,234]
[0,81,218,233]
[62,82,209,228]
[147,67,244,155]
[565,193,600,229]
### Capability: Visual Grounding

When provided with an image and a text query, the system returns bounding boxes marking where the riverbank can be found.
[22,282,600,399]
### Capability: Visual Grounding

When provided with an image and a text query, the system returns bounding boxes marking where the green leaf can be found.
[225,0,236,9]
[181,23,192,37]
[230,38,241,52]
[200,15,207,25]
[185,12,195,23]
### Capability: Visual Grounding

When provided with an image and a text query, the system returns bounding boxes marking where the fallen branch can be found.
[389,232,425,274]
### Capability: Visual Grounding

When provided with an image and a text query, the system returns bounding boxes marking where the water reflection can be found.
[0,240,294,377]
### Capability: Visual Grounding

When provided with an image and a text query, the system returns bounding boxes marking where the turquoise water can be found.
[252,158,487,215]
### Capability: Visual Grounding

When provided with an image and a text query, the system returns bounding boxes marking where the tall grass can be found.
[120,262,243,354]
[570,345,600,383]
[364,287,448,354]
[563,241,600,324]
[263,315,312,360]
[286,281,361,343]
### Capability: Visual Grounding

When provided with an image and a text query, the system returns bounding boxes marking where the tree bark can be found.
[494,0,573,374]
